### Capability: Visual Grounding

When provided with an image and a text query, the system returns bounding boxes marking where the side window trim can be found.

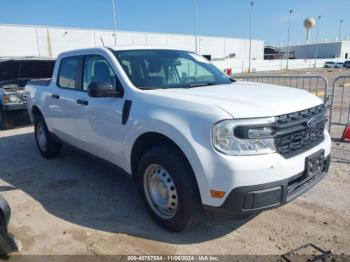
[82,54,124,95]
[57,56,84,91]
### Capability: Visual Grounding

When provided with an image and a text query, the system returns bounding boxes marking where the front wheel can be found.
[138,145,202,232]
[34,116,62,158]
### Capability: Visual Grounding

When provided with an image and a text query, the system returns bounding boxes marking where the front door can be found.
[75,55,126,166]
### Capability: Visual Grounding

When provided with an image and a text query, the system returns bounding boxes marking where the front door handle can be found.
[51,94,60,99]
[76,99,88,106]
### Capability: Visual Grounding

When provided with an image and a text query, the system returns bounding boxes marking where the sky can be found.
[1,0,349,45]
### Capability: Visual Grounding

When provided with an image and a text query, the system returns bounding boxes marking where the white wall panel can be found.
[0,24,264,60]
[48,28,95,57]
[0,25,39,56]
[146,33,168,46]
[167,34,194,51]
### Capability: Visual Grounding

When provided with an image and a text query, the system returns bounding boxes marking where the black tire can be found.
[34,115,62,158]
[137,145,202,232]
[0,110,12,130]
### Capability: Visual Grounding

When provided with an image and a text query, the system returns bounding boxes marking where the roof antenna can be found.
[100,37,105,47]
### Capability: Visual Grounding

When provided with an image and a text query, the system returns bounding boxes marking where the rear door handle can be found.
[76,99,88,106]
[51,94,60,99]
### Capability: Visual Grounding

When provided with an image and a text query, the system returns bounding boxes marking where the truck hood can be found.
[151,81,323,119]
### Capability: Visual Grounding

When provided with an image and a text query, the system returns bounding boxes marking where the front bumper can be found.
[205,154,330,215]
[1,103,27,111]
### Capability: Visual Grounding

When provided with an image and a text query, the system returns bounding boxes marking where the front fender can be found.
[123,109,226,205]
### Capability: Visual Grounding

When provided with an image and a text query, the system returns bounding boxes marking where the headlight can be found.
[212,119,276,156]
[3,94,22,104]
[9,94,19,103]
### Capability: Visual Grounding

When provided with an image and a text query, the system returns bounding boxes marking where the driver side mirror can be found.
[87,82,122,98]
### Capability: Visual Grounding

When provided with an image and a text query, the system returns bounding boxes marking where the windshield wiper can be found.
[186,82,217,88]
[139,82,218,90]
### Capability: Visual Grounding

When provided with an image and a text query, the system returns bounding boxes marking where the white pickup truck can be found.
[26,47,331,231]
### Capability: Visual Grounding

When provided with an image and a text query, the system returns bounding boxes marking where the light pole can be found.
[112,0,117,46]
[286,10,293,70]
[337,19,343,62]
[194,0,198,53]
[314,16,321,69]
[248,1,254,73]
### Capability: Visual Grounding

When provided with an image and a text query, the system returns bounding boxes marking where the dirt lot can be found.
[0,125,349,256]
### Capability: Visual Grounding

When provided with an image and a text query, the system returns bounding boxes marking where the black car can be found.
[344,60,350,68]
[0,57,55,129]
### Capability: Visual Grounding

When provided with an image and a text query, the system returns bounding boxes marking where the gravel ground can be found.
[0,126,349,257]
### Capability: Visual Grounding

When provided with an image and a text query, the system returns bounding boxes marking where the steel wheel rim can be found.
[36,122,47,152]
[143,164,178,219]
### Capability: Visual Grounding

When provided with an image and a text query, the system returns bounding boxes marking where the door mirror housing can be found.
[87,82,122,98]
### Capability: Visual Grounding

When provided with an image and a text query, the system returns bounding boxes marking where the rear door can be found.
[46,56,84,145]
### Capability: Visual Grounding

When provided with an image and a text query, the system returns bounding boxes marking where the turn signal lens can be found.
[210,190,225,198]
[3,95,9,104]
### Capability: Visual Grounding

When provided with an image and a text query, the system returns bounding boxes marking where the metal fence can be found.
[234,74,350,141]
[329,75,350,140]
[234,75,331,129]
[234,75,329,104]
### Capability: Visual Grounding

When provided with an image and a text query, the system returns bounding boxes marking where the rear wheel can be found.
[138,145,202,232]
[34,115,62,158]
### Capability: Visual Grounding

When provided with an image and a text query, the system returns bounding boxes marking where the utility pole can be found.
[112,0,117,46]
[286,10,293,70]
[337,19,343,62]
[248,1,254,73]
[194,0,198,53]
[314,16,321,69]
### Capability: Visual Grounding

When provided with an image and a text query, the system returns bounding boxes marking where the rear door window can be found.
[58,57,81,89]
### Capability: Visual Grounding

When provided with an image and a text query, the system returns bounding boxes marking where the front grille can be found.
[275,104,326,158]
[22,94,27,104]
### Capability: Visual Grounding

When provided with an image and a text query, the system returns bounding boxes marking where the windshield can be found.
[113,49,232,89]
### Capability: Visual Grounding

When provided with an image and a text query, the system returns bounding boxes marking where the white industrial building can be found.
[276,40,350,59]
[0,24,264,60]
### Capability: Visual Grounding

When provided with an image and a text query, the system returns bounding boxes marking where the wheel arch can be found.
[31,105,43,122]
[130,131,203,203]
[130,132,189,175]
